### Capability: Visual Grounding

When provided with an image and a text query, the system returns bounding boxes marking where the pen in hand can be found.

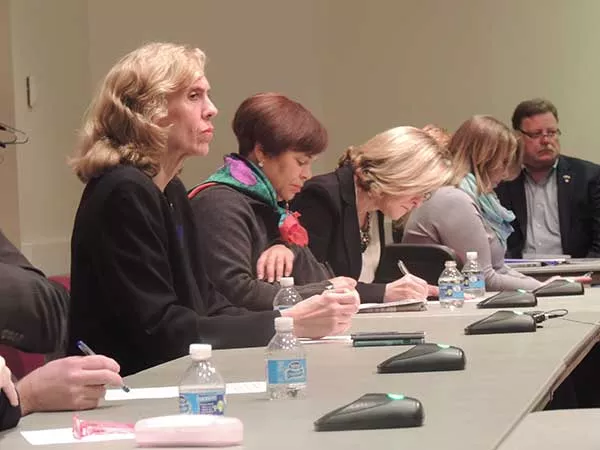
[76,340,130,393]
[396,259,437,299]
[324,261,336,279]
[397,260,411,276]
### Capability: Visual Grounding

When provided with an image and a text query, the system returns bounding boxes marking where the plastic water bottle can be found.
[462,251,486,298]
[266,317,307,400]
[178,344,226,415]
[438,260,464,309]
[272,277,302,311]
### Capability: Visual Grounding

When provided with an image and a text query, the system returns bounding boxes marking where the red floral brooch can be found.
[279,212,309,247]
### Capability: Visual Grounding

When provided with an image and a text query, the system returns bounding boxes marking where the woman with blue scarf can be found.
[403,115,543,291]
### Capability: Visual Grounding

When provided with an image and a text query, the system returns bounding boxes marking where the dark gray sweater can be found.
[190,185,332,311]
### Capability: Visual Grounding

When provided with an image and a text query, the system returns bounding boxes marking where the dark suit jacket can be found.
[0,230,69,354]
[0,391,20,431]
[291,164,387,303]
[496,155,600,258]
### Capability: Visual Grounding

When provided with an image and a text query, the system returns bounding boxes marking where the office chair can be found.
[374,243,460,285]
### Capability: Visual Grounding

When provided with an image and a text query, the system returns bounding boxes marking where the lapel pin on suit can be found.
[562,174,571,183]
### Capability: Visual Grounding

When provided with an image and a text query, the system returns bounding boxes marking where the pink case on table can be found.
[134,414,243,447]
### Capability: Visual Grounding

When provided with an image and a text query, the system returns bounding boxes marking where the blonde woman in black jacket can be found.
[67,43,359,376]
[293,127,452,303]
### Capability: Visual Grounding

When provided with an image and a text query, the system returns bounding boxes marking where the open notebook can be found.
[358,299,426,313]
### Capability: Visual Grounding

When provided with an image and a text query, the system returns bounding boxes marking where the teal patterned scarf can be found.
[189,153,308,246]
[459,173,515,249]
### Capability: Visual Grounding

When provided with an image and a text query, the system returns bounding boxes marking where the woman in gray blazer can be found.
[403,116,543,291]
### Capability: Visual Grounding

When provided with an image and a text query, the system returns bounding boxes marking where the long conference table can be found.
[512,259,600,284]
[3,289,600,449]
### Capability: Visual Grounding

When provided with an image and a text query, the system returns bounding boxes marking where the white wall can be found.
[313,1,371,169]
[0,0,20,245]
[87,0,329,184]
[320,0,600,163]
[10,0,89,274]
[4,0,600,273]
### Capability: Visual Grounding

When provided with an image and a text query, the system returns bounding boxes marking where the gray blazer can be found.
[402,187,542,291]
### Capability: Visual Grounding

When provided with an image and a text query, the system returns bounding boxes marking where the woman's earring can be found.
[258,160,264,168]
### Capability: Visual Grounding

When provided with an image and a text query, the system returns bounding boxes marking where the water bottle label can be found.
[439,283,464,299]
[179,390,226,415]
[464,274,484,290]
[274,305,293,311]
[267,359,307,385]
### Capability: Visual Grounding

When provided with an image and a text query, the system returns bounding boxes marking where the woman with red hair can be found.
[189,92,356,311]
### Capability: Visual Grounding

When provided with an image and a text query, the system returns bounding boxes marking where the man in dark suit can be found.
[0,229,70,354]
[496,98,600,258]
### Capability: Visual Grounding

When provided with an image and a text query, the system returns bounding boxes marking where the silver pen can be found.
[397,260,411,276]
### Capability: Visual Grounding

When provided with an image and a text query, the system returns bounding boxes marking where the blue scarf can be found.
[459,173,515,249]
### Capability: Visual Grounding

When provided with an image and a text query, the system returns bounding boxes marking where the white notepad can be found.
[104,381,267,401]
[21,428,134,446]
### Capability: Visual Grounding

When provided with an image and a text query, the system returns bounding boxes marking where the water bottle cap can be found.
[274,316,294,331]
[444,260,457,267]
[279,277,295,287]
[189,343,212,360]
[466,251,478,259]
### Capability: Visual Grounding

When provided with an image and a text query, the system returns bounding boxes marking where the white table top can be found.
[3,290,600,449]
[498,409,600,450]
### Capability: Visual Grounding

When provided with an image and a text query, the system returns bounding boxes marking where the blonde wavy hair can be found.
[338,126,453,199]
[70,42,206,182]
[448,115,522,194]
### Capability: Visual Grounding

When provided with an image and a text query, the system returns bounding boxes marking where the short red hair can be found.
[232,92,328,158]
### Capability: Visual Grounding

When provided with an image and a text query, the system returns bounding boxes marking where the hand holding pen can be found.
[545,271,594,286]
[16,351,124,414]
[386,260,438,301]
[568,271,593,285]
[77,340,130,393]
